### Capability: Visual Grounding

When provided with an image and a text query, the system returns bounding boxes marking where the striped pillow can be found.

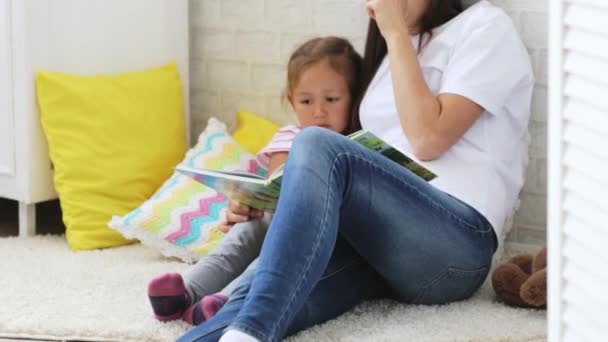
[109,118,265,262]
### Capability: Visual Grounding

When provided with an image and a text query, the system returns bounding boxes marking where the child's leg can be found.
[180,218,267,325]
[148,219,267,322]
[148,272,191,321]
[184,292,229,325]
[201,293,229,318]
[191,256,260,324]
[183,218,268,302]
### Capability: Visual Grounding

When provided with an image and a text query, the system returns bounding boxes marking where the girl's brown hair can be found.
[350,0,464,131]
[285,37,363,131]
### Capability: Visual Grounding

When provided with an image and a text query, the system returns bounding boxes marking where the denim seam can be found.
[187,321,232,342]
[413,265,489,303]
[319,260,358,281]
[268,151,341,338]
[412,267,449,302]
[340,152,491,234]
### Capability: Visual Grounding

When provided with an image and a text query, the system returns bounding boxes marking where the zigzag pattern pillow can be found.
[109,118,265,262]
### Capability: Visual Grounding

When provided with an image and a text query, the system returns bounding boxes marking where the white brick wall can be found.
[189,0,368,134]
[494,0,548,248]
[189,0,548,248]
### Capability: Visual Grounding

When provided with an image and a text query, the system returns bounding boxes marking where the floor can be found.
[0,339,65,342]
[0,199,65,342]
[0,339,80,342]
[2,198,143,342]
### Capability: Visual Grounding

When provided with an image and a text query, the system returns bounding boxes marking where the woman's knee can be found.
[289,127,343,166]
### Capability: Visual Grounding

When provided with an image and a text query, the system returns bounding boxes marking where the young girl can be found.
[147,36,363,326]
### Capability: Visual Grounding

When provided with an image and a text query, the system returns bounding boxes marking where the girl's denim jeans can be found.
[177,127,497,342]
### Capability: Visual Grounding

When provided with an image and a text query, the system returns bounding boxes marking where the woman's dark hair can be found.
[349,0,464,131]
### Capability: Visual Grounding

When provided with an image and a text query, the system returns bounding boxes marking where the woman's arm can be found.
[367,0,484,161]
[385,35,484,161]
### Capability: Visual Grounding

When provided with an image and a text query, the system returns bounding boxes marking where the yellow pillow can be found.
[36,63,187,251]
[232,110,280,154]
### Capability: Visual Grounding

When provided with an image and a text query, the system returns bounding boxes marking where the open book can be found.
[176,129,437,210]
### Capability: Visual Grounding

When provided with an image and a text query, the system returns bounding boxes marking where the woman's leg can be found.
[177,236,388,342]
[227,128,497,341]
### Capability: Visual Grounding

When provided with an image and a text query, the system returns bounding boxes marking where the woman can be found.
[179,0,533,341]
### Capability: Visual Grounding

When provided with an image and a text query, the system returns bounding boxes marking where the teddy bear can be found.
[491,246,547,308]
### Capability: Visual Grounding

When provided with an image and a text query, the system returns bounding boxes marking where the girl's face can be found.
[288,60,352,134]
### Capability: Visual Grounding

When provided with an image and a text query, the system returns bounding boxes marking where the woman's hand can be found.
[218,199,264,233]
[366,0,410,39]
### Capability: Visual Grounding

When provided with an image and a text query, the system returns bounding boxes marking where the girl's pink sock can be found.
[182,293,229,325]
[147,272,190,321]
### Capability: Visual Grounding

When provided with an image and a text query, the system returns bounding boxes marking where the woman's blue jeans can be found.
[178,127,497,342]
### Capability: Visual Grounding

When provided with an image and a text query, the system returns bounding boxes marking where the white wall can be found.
[492,0,548,248]
[189,0,548,248]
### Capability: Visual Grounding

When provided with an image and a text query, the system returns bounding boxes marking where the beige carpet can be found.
[0,235,546,342]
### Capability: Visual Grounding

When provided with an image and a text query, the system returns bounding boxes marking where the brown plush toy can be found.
[491,246,547,308]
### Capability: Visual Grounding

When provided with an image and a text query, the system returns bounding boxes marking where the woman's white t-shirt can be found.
[359,0,534,238]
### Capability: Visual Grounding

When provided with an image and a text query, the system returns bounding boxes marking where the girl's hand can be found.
[366,0,410,39]
[218,199,264,233]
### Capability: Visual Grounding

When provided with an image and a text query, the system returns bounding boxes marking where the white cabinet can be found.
[548,0,608,341]
[0,0,41,236]
[0,0,189,237]
[0,2,14,181]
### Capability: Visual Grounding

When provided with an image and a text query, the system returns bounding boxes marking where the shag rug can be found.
[0,236,546,342]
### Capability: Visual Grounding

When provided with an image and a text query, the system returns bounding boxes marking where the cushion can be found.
[232,110,280,154]
[36,63,187,251]
[109,118,265,263]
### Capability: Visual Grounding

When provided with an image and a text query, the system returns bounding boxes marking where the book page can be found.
[176,166,279,210]
[349,130,437,181]
[203,169,266,180]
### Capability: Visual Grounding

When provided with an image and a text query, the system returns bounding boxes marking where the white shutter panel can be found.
[549,0,608,341]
